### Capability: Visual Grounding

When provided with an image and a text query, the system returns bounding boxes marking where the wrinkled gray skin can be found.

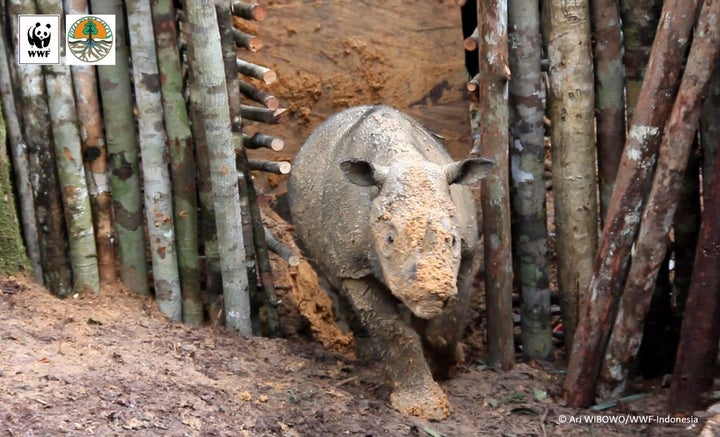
[288,105,492,419]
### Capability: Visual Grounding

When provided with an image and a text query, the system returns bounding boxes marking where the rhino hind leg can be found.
[422,253,477,379]
[341,277,451,420]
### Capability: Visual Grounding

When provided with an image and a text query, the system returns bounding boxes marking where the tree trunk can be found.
[672,144,701,315]
[669,127,720,414]
[0,89,29,275]
[0,21,40,280]
[151,0,203,325]
[598,0,720,399]
[190,79,224,323]
[474,0,514,370]
[186,0,252,335]
[8,0,72,295]
[591,0,625,221]
[507,0,551,361]
[700,65,720,200]
[182,15,223,323]
[620,0,662,121]
[563,0,701,407]
[38,0,99,295]
[216,0,260,334]
[127,0,182,320]
[67,0,116,286]
[93,0,149,295]
[542,0,597,352]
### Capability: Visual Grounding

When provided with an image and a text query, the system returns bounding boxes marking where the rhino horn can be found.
[444,157,494,186]
[339,158,389,187]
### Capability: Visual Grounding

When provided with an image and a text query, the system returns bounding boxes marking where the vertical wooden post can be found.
[474,0,515,369]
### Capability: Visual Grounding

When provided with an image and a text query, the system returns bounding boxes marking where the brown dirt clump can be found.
[262,207,354,353]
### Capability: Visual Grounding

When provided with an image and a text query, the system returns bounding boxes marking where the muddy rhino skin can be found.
[288,105,492,420]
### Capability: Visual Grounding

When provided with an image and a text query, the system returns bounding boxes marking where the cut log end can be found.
[277,161,291,174]
[263,70,277,85]
[248,37,263,52]
[463,37,478,52]
[270,138,284,151]
[232,1,267,22]
[287,254,300,267]
[264,96,280,110]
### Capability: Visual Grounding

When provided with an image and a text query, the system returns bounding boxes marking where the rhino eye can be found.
[451,236,457,247]
[386,235,394,244]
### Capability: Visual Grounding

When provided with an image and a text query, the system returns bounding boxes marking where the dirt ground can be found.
[0,1,712,436]
[0,275,705,436]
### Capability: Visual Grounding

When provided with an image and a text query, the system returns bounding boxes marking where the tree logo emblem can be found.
[67,16,113,63]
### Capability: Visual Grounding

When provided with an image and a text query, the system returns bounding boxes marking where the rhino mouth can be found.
[400,288,456,320]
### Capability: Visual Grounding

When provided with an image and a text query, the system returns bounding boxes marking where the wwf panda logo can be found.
[27,22,51,49]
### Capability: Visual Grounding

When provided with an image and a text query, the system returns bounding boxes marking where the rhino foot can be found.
[390,381,451,420]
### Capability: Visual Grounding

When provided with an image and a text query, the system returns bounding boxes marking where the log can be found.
[669,146,720,414]
[248,159,291,175]
[264,226,300,267]
[243,166,280,337]
[240,104,287,124]
[598,0,720,399]
[239,80,279,109]
[241,132,284,151]
[466,74,480,92]
[232,28,262,52]
[463,27,478,51]
[590,0,625,222]
[231,1,266,21]
[563,0,701,407]
[236,58,277,84]
[475,0,515,370]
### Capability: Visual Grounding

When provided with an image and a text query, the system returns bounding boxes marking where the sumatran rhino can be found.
[288,105,492,420]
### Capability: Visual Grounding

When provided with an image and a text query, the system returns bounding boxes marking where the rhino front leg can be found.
[341,277,451,420]
[422,252,476,379]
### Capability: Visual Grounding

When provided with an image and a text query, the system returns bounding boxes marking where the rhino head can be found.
[340,156,493,319]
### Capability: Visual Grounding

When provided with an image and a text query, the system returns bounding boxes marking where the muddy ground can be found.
[0,1,711,436]
[0,275,704,436]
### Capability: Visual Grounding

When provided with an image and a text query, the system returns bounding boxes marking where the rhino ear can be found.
[339,158,389,187]
[445,157,494,185]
